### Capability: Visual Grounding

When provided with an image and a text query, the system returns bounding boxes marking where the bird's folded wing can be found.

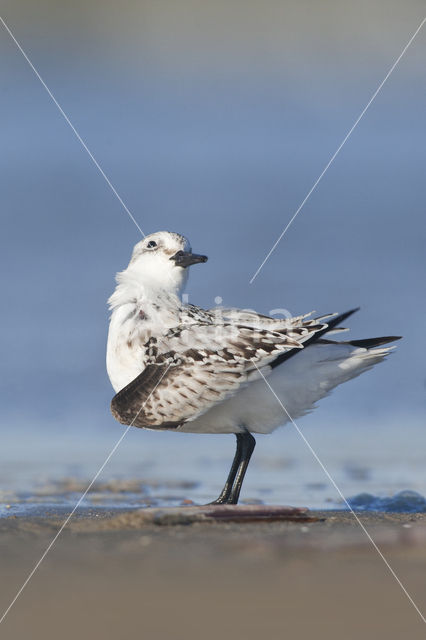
[210,307,335,332]
[111,321,324,429]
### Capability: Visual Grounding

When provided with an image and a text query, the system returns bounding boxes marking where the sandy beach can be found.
[1,507,426,640]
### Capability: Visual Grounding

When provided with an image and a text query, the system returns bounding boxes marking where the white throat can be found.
[108,261,187,312]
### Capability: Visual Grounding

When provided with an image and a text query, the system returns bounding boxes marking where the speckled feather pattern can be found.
[111,306,328,429]
[107,231,399,435]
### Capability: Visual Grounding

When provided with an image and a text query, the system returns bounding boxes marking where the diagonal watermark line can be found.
[252,360,426,626]
[0,15,145,238]
[249,17,426,284]
[0,364,171,626]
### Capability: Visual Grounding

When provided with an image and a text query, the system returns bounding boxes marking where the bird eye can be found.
[146,240,157,249]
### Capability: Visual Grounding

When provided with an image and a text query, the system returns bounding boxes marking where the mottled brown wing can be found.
[111,362,175,428]
[110,358,248,429]
[144,322,309,366]
[111,321,312,429]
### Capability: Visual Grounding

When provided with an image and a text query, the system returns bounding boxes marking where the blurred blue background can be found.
[0,0,425,507]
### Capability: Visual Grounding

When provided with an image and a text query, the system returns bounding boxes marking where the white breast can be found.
[106,292,184,392]
[106,304,147,392]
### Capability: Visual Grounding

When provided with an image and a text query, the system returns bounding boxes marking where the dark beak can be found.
[170,250,208,268]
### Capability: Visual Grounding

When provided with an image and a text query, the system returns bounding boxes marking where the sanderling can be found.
[107,231,400,504]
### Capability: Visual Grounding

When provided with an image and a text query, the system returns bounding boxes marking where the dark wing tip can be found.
[271,307,361,370]
[318,307,360,331]
[348,335,402,348]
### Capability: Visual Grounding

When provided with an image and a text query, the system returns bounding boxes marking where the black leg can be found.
[209,433,244,504]
[227,432,256,504]
[209,432,256,505]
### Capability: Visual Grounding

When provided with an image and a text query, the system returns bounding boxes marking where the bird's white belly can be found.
[176,370,294,435]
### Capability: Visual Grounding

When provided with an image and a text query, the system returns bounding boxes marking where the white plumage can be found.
[106,231,399,503]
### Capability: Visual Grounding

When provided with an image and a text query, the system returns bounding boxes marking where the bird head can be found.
[110,231,208,305]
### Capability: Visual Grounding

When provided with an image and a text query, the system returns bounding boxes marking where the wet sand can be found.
[1,508,426,639]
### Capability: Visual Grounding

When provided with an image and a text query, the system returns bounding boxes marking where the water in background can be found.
[1,416,426,514]
[0,0,425,512]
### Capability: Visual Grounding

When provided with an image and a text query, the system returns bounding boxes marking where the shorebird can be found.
[107,231,400,504]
